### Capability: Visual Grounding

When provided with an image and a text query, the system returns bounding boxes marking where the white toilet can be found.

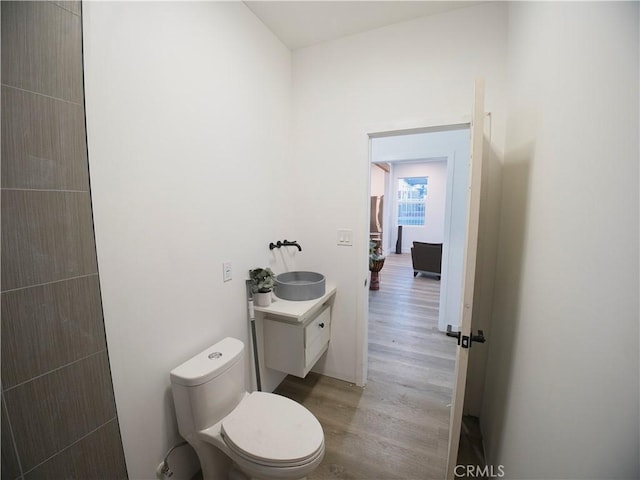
[170,337,325,480]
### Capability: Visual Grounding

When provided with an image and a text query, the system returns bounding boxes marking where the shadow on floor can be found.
[456,415,487,479]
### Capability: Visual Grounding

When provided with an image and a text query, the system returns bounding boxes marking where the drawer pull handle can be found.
[318,323,325,328]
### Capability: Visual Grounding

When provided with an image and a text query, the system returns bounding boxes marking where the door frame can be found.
[357,117,471,387]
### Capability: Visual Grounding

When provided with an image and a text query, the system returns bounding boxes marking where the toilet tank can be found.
[170,337,246,438]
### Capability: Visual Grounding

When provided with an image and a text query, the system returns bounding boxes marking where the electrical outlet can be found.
[223,261,232,282]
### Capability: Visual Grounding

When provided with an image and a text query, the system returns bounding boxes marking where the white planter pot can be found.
[255,291,272,307]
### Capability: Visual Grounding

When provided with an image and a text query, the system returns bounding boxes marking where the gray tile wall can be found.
[1,2,128,478]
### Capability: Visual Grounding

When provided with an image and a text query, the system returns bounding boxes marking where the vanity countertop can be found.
[253,283,336,322]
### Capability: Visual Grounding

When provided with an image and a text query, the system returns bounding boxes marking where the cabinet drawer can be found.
[305,305,330,346]
[263,304,332,378]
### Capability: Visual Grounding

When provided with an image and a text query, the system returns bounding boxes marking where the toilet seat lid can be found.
[221,392,324,465]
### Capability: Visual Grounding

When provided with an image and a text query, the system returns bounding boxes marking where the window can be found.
[397,176,427,226]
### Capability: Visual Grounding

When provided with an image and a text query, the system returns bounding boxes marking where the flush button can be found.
[208,352,222,359]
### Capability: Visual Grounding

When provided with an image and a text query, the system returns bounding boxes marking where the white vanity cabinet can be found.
[263,305,330,377]
[255,285,336,378]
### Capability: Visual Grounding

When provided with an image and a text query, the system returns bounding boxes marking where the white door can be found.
[445,78,486,479]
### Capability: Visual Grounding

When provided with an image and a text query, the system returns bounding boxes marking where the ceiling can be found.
[244,1,482,50]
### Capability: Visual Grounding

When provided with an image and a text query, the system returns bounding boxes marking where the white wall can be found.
[482,2,639,478]
[291,0,508,383]
[83,2,293,478]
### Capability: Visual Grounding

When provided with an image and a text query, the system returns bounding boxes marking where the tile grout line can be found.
[2,349,107,393]
[0,83,83,107]
[0,273,98,295]
[1,188,89,193]
[21,417,118,477]
[1,390,26,479]
[51,1,81,17]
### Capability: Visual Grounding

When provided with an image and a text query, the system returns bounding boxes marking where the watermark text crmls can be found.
[454,464,505,478]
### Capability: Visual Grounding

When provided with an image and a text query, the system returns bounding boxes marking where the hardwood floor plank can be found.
[274,254,456,479]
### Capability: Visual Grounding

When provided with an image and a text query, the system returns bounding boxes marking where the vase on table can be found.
[369,258,385,291]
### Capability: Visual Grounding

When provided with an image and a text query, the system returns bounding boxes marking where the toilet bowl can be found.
[170,337,324,480]
[200,391,324,479]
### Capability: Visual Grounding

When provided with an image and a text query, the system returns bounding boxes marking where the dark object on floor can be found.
[369,258,385,290]
[411,241,442,279]
[395,225,403,254]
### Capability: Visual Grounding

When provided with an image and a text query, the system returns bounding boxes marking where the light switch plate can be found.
[223,261,232,282]
[337,229,353,246]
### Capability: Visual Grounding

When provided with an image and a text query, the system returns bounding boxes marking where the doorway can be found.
[364,124,474,472]
[366,124,471,337]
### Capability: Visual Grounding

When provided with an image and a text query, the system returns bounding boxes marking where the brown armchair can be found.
[411,242,442,279]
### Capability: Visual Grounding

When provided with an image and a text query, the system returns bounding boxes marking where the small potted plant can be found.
[369,240,385,291]
[249,267,276,306]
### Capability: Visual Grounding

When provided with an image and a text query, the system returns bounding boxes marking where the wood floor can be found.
[274,253,457,479]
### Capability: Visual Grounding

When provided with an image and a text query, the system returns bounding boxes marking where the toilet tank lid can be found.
[170,337,244,387]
